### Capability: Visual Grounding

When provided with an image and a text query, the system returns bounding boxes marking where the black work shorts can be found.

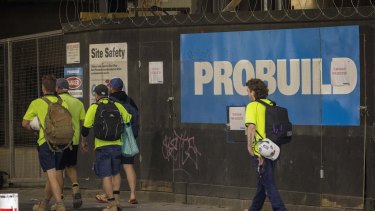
[60,145,79,169]
[121,155,135,165]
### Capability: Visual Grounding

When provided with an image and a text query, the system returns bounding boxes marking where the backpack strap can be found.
[256,130,264,140]
[41,95,62,105]
[40,97,54,131]
[109,96,120,103]
[41,97,52,105]
[56,95,63,105]
[254,99,275,142]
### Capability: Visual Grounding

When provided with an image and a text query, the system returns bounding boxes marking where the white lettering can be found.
[233,60,255,96]
[214,61,233,95]
[256,60,276,94]
[301,59,311,94]
[194,62,213,95]
[193,58,358,96]
[277,59,300,95]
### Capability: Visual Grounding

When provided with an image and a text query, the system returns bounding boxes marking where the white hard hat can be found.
[30,116,40,131]
[257,138,280,161]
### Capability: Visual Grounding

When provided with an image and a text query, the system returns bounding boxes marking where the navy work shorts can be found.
[94,146,121,178]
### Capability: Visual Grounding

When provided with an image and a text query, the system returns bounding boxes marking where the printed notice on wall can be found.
[331,58,350,86]
[149,61,163,84]
[64,67,83,98]
[228,106,246,130]
[66,42,80,64]
[89,43,128,104]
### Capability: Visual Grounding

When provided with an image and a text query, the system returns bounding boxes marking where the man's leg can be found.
[46,169,64,203]
[263,159,287,211]
[33,180,53,211]
[249,179,266,211]
[65,165,83,208]
[45,169,66,211]
[44,180,53,200]
[103,176,114,199]
[123,164,137,201]
[110,146,122,207]
[56,170,64,191]
[65,166,78,184]
[64,146,79,185]
[35,143,65,210]
[95,146,120,211]
[249,158,266,211]
[112,173,121,204]
[63,145,82,208]
[47,170,66,211]
[102,176,119,211]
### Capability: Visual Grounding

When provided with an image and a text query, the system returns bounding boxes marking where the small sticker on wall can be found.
[149,61,163,84]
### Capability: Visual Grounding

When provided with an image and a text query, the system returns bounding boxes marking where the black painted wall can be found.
[64,12,375,209]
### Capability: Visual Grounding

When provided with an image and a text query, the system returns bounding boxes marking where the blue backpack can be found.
[111,96,140,138]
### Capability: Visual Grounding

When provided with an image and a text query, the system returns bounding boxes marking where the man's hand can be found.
[248,144,254,156]
[80,137,89,153]
[258,156,264,166]
[22,119,32,131]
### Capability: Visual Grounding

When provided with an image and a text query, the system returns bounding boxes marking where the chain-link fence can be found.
[0,30,64,180]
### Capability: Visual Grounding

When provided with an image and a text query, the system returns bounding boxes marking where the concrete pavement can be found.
[0,187,233,211]
[0,187,363,211]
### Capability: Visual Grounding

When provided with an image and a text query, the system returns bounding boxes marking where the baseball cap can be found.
[94,84,108,96]
[109,78,124,90]
[257,138,280,161]
[56,78,69,90]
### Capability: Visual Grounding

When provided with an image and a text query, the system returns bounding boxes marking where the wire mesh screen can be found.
[12,39,38,147]
[12,35,64,147]
[38,35,65,79]
[4,33,65,179]
[0,43,7,147]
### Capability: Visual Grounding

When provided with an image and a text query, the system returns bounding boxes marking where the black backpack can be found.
[256,99,293,146]
[94,100,124,141]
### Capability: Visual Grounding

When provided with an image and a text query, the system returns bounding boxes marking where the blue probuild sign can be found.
[180,26,360,126]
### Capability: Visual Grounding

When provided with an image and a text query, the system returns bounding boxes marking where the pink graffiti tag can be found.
[162,130,201,171]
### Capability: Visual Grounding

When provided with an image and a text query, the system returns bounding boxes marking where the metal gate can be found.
[0,30,64,181]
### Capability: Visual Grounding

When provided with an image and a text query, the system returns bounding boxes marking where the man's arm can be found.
[79,119,89,152]
[22,119,32,131]
[247,123,264,166]
[22,101,36,131]
[247,123,256,157]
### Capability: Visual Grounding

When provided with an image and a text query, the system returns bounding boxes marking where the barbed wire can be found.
[60,0,375,31]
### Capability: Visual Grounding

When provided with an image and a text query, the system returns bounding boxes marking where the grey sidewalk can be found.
[0,187,363,211]
[0,187,233,211]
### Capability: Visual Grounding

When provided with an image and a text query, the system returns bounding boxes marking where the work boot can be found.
[32,200,48,211]
[72,185,83,208]
[50,203,56,211]
[114,193,120,206]
[51,195,65,210]
[102,200,120,211]
[55,203,66,211]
